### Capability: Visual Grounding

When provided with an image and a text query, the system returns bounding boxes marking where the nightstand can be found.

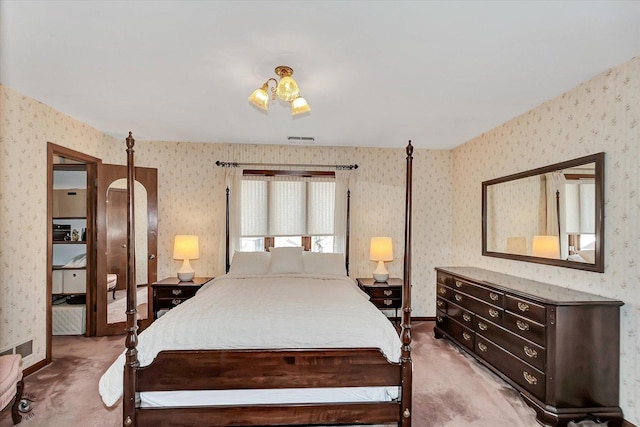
[152,277,213,319]
[356,277,403,320]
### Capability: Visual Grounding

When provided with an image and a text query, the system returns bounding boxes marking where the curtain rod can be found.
[215,161,358,170]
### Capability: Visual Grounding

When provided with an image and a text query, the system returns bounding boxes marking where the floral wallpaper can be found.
[0,84,449,374]
[451,55,640,424]
[1,53,638,425]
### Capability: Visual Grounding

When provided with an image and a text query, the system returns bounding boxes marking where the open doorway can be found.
[46,143,100,363]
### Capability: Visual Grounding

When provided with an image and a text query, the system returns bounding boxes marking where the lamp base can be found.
[177,259,195,282]
[372,260,389,282]
[177,271,195,282]
[373,272,389,282]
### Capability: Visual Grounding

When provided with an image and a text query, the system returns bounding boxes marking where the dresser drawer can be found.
[475,335,545,401]
[450,278,504,307]
[155,287,199,299]
[370,297,401,309]
[438,315,475,351]
[504,311,545,346]
[437,272,450,286]
[436,297,447,312]
[505,295,546,323]
[449,292,504,324]
[446,300,474,329]
[475,317,545,371]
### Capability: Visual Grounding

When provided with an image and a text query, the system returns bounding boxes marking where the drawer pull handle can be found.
[383,299,393,306]
[518,302,530,312]
[437,316,444,323]
[171,299,183,306]
[463,313,472,322]
[455,294,463,302]
[516,320,530,331]
[477,342,488,352]
[383,289,393,296]
[462,332,471,341]
[524,346,538,358]
[437,300,444,307]
[172,289,183,296]
[488,309,499,318]
[523,371,538,385]
[455,280,463,288]
[438,287,446,295]
[478,322,488,331]
[489,292,499,301]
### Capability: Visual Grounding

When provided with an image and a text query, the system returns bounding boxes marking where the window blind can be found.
[241,175,335,237]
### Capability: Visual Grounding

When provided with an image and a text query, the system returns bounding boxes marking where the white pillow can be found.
[303,252,346,276]
[228,251,271,275]
[268,247,304,274]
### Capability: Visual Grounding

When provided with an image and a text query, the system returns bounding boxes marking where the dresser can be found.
[434,267,623,427]
[152,277,213,319]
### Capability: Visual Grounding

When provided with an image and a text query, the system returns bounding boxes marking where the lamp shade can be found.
[276,75,300,102]
[370,237,393,262]
[248,84,270,110]
[291,96,311,115]
[173,235,200,260]
[532,235,560,259]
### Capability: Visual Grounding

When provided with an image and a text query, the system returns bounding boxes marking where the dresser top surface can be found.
[436,266,623,305]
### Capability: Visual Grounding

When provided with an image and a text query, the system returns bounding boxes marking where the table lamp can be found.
[173,235,200,281]
[532,235,560,259]
[370,237,393,282]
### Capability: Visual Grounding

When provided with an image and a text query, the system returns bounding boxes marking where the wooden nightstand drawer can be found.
[366,287,401,299]
[152,277,213,319]
[356,278,403,323]
[155,297,191,310]
[155,287,199,299]
[369,297,401,309]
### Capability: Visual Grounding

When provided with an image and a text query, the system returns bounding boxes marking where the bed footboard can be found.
[134,348,404,426]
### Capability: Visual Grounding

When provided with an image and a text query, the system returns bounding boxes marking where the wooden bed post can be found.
[123,132,139,427]
[401,141,413,426]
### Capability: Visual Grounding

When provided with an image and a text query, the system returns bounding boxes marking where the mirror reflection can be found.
[482,153,604,272]
[106,179,149,324]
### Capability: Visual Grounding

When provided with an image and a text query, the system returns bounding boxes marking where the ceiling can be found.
[1,1,639,149]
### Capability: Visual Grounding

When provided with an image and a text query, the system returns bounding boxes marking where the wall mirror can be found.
[106,179,148,324]
[482,153,604,272]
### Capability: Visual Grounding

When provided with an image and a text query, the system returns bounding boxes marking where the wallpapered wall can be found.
[0,84,451,373]
[451,56,640,423]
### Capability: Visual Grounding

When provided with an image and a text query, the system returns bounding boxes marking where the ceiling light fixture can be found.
[248,66,311,115]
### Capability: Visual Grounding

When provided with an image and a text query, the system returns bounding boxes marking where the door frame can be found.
[96,164,158,336]
[46,143,101,363]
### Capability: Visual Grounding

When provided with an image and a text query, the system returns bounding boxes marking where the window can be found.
[240,173,336,252]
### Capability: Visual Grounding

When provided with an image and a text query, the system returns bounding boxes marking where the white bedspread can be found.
[99,274,402,407]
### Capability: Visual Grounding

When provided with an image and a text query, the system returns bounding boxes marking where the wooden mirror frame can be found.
[482,152,605,273]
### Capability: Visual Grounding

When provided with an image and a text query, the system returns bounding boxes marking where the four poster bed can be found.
[99,133,414,427]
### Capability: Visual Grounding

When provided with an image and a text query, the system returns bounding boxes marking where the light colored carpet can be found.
[0,322,540,427]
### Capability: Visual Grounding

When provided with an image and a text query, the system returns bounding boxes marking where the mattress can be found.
[52,304,86,335]
[140,386,398,408]
[99,274,402,406]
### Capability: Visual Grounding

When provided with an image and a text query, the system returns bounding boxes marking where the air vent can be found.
[287,136,315,145]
